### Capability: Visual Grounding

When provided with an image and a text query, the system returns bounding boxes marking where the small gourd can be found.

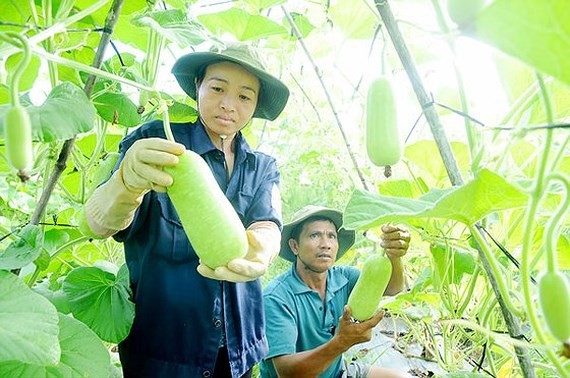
[365,76,401,168]
[4,105,33,171]
[538,271,570,343]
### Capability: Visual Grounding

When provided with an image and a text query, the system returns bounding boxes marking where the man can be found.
[260,205,410,378]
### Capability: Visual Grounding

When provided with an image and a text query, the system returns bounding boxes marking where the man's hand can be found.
[197,223,280,282]
[380,224,410,259]
[120,138,185,193]
[335,306,384,350]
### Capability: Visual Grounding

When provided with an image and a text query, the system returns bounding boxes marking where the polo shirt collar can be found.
[288,264,349,296]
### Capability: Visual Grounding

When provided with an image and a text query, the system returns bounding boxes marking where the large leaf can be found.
[0,82,96,142]
[430,242,477,288]
[0,313,110,377]
[287,13,316,39]
[73,0,148,26]
[471,0,570,86]
[63,264,134,343]
[0,224,43,271]
[0,270,59,365]
[405,141,471,185]
[243,0,286,10]
[131,9,211,48]
[93,91,141,127]
[198,8,288,41]
[33,278,71,315]
[5,54,41,92]
[344,169,528,229]
[328,0,377,39]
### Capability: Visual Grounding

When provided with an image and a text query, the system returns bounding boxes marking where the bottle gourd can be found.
[4,105,33,171]
[165,150,248,269]
[347,254,392,321]
[538,271,570,343]
[365,76,402,167]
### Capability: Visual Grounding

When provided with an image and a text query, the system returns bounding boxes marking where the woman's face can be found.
[196,61,260,140]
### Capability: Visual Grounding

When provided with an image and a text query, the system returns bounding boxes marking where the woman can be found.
[83,43,290,377]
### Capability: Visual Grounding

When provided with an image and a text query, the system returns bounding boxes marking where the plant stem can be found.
[30,0,126,226]
[280,5,369,191]
[0,32,31,107]
[519,73,568,377]
[0,0,112,57]
[375,1,537,375]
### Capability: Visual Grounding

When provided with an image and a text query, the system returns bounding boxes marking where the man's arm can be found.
[271,307,383,378]
[380,224,410,296]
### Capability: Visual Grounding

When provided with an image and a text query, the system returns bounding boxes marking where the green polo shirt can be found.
[260,265,360,378]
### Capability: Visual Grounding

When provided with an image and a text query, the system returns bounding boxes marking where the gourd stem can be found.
[543,174,569,274]
[519,73,568,377]
[161,100,175,143]
[0,32,31,107]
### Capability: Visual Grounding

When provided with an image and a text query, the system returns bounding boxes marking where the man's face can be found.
[197,61,260,139]
[290,219,339,273]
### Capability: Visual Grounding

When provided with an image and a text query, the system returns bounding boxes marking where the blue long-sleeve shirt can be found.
[114,120,282,377]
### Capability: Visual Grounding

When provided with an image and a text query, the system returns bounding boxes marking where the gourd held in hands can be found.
[165,150,248,269]
[347,254,392,321]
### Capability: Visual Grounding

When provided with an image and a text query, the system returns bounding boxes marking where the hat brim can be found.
[279,208,355,263]
[171,52,289,121]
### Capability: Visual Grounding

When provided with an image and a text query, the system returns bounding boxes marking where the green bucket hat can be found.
[171,43,290,121]
[279,205,356,262]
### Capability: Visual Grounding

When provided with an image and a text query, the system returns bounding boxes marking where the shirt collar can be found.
[189,119,255,167]
[288,265,349,296]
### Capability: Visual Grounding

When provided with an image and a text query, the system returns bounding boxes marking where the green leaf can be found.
[471,0,570,86]
[0,270,60,365]
[33,279,72,315]
[377,179,420,198]
[131,9,211,48]
[112,14,149,51]
[0,82,96,142]
[93,92,141,127]
[328,0,377,39]
[344,190,435,230]
[5,54,41,92]
[405,141,471,184]
[0,224,43,270]
[243,0,286,10]
[167,101,199,123]
[0,85,9,105]
[198,8,288,41]
[287,13,316,39]
[0,1,36,25]
[43,229,71,257]
[0,314,110,377]
[430,242,477,288]
[344,169,528,229]
[74,0,148,25]
[63,265,134,343]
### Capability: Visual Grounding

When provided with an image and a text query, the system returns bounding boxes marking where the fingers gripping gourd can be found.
[164,150,248,269]
[538,271,570,343]
[347,254,392,321]
[365,76,402,168]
